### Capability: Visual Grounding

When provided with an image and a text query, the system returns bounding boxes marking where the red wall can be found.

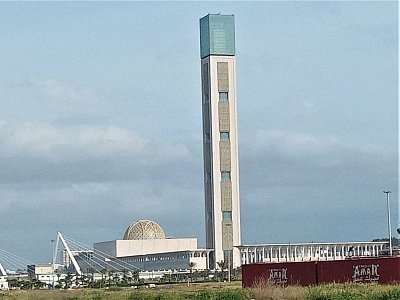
[242,257,400,287]
[316,258,400,285]
[242,261,317,287]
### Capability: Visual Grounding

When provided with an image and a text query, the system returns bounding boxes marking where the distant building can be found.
[200,14,241,269]
[237,241,388,264]
[0,262,8,290]
[74,220,211,275]
[27,263,65,287]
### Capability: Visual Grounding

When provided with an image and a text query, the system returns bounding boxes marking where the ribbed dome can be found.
[123,220,165,240]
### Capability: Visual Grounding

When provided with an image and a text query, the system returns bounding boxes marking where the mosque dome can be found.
[123,220,165,240]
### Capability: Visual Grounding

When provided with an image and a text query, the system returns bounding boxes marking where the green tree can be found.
[107,269,114,287]
[56,272,62,288]
[188,262,197,283]
[132,270,139,283]
[88,267,95,284]
[121,269,128,285]
[64,272,73,289]
[100,268,107,288]
[217,260,228,281]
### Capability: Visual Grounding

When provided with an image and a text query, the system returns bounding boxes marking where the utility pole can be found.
[228,250,231,283]
[51,239,56,288]
[383,191,392,256]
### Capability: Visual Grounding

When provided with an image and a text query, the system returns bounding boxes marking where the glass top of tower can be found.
[200,14,235,59]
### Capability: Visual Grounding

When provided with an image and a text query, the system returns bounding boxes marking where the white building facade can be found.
[237,241,388,264]
[200,14,241,269]
[69,221,211,274]
[93,238,210,271]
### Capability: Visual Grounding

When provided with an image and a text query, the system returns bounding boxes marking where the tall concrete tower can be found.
[200,14,241,269]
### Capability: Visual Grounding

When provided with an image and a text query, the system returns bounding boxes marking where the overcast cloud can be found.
[0,2,397,264]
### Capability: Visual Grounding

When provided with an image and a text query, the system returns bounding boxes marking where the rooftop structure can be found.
[123,220,165,240]
[200,14,235,59]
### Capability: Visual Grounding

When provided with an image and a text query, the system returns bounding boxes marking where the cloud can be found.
[299,100,315,115]
[0,125,396,262]
[253,130,340,157]
[0,120,203,262]
[0,121,193,183]
[30,79,98,107]
[250,129,392,168]
[0,122,145,159]
[239,129,397,243]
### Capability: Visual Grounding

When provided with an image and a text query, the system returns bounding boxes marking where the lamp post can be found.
[51,239,56,288]
[383,191,392,256]
[228,250,231,283]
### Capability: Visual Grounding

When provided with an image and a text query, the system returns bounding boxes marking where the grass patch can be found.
[2,283,400,300]
[306,284,400,300]
[371,287,400,300]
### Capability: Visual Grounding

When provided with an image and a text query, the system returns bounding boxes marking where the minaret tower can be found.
[200,14,241,269]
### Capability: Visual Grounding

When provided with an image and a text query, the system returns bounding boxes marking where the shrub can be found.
[372,287,400,300]
[193,289,249,300]
[127,289,249,300]
[251,283,306,300]
[307,285,364,300]
[306,284,400,300]
[127,292,186,300]
[91,291,104,300]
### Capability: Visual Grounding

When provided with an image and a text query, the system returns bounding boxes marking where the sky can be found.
[0,1,398,265]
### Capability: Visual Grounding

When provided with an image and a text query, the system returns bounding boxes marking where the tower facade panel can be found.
[200,14,241,269]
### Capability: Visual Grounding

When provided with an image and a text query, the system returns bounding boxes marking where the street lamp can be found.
[383,191,392,256]
[51,239,56,288]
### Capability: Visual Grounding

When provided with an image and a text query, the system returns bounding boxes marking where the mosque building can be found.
[60,14,388,279]
[72,220,211,275]
[71,14,238,275]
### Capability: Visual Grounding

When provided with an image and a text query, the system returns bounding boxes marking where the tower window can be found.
[220,132,229,141]
[223,211,232,221]
[219,92,228,101]
[221,171,230,181]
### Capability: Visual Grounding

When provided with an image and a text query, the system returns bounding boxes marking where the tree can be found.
[100,268,107,288]
[132,270,139,283]
[56,272,61,288]
[121,269,128,285]
[113,271,120,285]
[75,273,80,287]
[107,269,114,287]
[88,267,95,284]
[217,260,228,281]
[20,279,32,290]
[64,272,73,289]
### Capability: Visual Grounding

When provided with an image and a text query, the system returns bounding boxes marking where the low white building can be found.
[28,264,53,286]
[27,263,65,287]
[94,238,210,271]
[236,241,388,264]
